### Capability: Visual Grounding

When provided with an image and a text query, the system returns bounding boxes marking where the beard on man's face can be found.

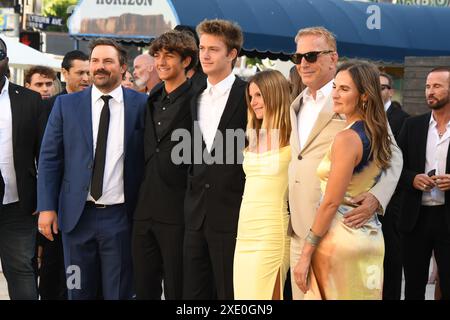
[427,93,450,110]
[134,72,149,90]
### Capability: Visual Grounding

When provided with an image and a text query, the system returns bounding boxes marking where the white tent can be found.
[1,35,61,70]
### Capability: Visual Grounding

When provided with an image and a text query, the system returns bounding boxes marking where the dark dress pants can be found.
[402,205,450,300]
[379,208,403,300]
[132,219,184,299]
[61,203,134,300]
[0,202,38,300]
[183,221,236,300]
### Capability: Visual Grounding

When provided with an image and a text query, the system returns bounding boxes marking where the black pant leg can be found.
[402,207,434,300]
[152,221,184,300]
[183,227,215,299]
[205,225,236,300]
[132,220,163,300]
[432,208,450,300]
[380,211,403,300]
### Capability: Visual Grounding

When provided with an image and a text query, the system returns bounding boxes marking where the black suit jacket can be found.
[397,112,450,233]
[384,102,409,217]
[7,82,43,215]
[387,101,409,141]
[133,82,195,224]
[184,77,247,233]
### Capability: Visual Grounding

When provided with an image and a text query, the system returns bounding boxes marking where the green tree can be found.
[42,0,78,32]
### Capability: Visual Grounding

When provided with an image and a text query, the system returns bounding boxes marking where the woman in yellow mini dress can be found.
[233,70,292,300]
[294,61,393,300]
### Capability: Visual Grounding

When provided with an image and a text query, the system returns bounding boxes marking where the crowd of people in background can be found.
[0,18,449,301]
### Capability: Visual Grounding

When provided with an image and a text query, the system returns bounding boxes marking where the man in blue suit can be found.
[37,38,147,300]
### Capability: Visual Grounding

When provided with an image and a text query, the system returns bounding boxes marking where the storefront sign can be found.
[69,0,179,39]
[26,14,64,30]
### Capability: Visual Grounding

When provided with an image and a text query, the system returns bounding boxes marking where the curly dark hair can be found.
[149,30,198,72]
[24,66,56,84]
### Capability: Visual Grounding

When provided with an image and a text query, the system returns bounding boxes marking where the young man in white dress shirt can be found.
[183,19,247,300]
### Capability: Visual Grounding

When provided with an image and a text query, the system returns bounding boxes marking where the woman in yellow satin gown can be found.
[233,70,292,300]
[294,61,393,300]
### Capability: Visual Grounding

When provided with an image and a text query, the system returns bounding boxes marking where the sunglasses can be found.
[381,84,391,91]
[0,49,6,61]
[291,50,334,64]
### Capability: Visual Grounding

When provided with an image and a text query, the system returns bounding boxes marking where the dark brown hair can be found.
[89,38,127,66]
[24,66,56,84]
[336,61,392,170]
[149,30,198,72]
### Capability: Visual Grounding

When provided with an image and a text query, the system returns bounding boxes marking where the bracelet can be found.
[305,229,322,247]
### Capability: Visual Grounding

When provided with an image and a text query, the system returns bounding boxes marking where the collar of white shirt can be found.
[205,73,236,96]
[429,113,450,139]
[429,113,450,127]
[92,84,123,105]
[303,79,333,102]
[429,113,436,127]
[0,76,9,96]
[384,99,392,112]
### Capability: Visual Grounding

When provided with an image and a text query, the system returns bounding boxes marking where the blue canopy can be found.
[172,0,450,62]
[69,0,450,63]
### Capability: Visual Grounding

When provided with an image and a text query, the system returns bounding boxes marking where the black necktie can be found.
[91,95,112,201]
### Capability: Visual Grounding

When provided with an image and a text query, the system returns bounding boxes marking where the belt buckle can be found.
[96,204,107,209]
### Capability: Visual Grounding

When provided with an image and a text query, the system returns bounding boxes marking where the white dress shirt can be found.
[0,77,19,204]
[384,99,392,112]
[422,114,450,206]
[198,73,236,152]
[297,80,334,150]
[87,85,125,205]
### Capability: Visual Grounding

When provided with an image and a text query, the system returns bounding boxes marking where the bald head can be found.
[133,54,155,90]
[134,54,154,65]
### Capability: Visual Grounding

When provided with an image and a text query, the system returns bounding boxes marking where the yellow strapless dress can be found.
[233,146,291,300]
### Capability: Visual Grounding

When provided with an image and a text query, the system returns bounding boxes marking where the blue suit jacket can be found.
[37,86,147,233]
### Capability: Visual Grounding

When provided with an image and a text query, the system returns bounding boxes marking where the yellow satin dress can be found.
[233,146,291,300]
[306,121,385,300]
